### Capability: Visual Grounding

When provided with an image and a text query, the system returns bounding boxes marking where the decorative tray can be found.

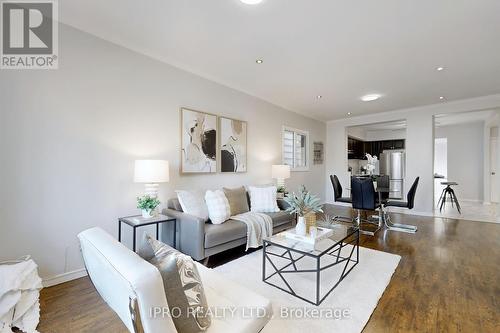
[283,226,334,245]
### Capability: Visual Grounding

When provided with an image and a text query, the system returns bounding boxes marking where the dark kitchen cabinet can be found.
[369,140,406,157]
[347,137,356,159]
[348,137,366,159]
[382,140,394,150]
[371,141,383,157]
[393,139,405,149]
[363,142,372,157]
[382,139,405,150]
[349,137,405,159]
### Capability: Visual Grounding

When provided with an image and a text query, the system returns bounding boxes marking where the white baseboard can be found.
[42,268,88,288]
[460,199,483,203]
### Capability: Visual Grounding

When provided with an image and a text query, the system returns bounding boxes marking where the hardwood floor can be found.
[38,205,500,332]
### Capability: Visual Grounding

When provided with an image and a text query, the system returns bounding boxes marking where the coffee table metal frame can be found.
[262,226,359,306]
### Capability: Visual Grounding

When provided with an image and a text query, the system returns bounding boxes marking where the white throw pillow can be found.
[176,190,209,222]
[205,190,231,224]
[248,186,280,213]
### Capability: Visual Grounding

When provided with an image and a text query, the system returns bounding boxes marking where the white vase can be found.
[296,216,307,236]
[142,209,153,219]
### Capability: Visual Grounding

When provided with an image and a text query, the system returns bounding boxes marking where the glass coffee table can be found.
[262,223,359,305]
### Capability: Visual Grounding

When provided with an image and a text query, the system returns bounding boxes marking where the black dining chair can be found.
[330,175,352,203]
[383,177,419,233]
[374,175,390,204]
[351,176,382,236]
[330,175,354,223]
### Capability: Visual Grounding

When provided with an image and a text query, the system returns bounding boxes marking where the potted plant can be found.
[137,195,161,218]
[365,153,378,176]
[284,185,323,236]
[276,185,286,199]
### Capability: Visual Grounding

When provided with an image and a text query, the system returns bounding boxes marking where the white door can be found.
[490,137,498,203]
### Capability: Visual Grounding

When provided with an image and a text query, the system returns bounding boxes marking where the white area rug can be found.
[214,245,400,333]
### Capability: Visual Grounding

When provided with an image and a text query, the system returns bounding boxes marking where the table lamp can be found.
[134,160,169,198]
[272,164,291,190]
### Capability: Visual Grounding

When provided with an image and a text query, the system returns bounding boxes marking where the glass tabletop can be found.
[119,214,175,226]
[346,186,397,193]
[264,223,358,257]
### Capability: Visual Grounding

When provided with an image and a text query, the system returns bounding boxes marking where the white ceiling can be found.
[60,0,500,121]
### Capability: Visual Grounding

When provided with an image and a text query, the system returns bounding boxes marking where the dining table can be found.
[347,184,418,233]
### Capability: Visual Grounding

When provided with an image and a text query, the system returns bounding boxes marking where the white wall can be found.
[483,112,500,203]
[435,122,484,201]
[347,128,406,142]
[326,96,500,214]
[0,25,326,281]
[346,126,366,140]
[434,138,448,177]
[365,129,406,141]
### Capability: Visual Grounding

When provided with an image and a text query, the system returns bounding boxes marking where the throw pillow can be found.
[204,190,231,224]
[145,235,211,333]
[248,186,280,213]
[223,186,250,216]
[176,190,209,222]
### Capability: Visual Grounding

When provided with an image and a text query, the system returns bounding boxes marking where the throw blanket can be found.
[231,212,273,251]
[0,256,42,333]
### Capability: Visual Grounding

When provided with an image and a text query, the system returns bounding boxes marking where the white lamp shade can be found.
[134,160,169,183]
[272,164,291,179]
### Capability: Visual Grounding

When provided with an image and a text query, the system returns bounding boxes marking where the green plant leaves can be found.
[137,195,161,211]
[283,185,323,217]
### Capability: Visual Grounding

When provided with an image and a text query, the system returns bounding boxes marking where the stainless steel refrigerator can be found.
[379,150,405,199]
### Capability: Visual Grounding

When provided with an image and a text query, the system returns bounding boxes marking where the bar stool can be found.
[437,182,461,214]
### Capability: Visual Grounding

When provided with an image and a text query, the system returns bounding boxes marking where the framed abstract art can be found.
[180,108,217,173]
[219,117,247,173]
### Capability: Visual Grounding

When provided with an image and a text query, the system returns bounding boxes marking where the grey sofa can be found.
[163,197,294,261]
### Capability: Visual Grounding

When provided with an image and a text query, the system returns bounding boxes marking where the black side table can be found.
[118,214,177,252]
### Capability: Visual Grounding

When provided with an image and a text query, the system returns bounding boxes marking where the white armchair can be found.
[78,227,272,333]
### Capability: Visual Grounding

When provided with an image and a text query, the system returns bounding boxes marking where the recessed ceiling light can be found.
[361,94,382,102]
[255,59,263,64]
[347,112,352,116]
[439,96,445,100]
[317,95,322,99]
[436,66,445,71]
[240,0,263,4]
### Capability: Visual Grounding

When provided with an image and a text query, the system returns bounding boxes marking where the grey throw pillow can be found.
[145,235,211,332]
[223,186,250,216]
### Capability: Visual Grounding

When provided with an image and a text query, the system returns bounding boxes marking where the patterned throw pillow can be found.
[204,190,231,224]
[145,235,211,333]
[176,190,209,222]
[248,186,280,213]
